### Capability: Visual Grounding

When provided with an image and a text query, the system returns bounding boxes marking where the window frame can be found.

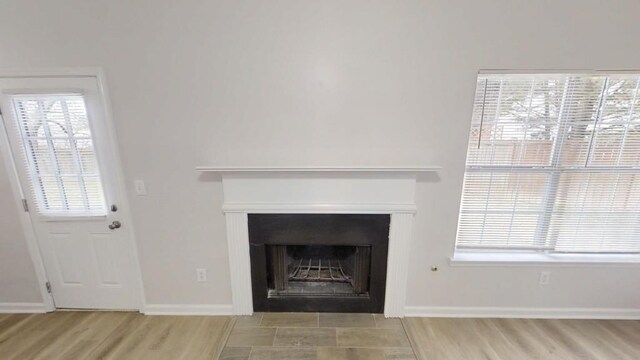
[455,71,640,259]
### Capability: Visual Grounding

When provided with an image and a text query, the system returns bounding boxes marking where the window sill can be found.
[449,252,640,267]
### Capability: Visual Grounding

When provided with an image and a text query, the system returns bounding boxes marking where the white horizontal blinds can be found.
[458,172,551,250]
[560,76,640,167]
[457,73,640,254]
[550,173,640,252]
[12,94,107,215]
[458,74,570,250]
[466,75,567,167]
[550,75,640,253]
[599,76,640,167]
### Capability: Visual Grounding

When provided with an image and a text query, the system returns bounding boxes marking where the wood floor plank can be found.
[552,320,627,360]
[515,319,582,359]
[433,318,500,360]
[586,320,640,359]
[179,316,234,360]
[559,319,636,360]
[604,320,640,347]
[403,317,468,360]
[0,314,32,340]
[0,314,22,328]
[149,316,198,360]
[82,312,147,359]
[402,317,640,360]
[0,313,74,358]
[98,313,165,359]
[116,315,200,360]
[9,311,86,360]
[29,312,111,360]
[470,318,524,359]
[54,312,134,360]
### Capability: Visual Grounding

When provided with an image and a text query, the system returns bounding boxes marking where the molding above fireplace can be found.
[196,165,441,173]
[216,170,419,317]
[222,203,417,214]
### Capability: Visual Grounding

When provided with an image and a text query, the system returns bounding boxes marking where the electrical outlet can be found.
[196,268,207,282]
[134,180,147,196]
[539,271,551,286]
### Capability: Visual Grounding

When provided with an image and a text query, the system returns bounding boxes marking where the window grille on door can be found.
[11,94,107,215]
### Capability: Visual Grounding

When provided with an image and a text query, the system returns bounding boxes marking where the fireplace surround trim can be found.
[216,171,420,318]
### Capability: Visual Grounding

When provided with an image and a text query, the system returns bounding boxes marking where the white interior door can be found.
[0,75,141,310]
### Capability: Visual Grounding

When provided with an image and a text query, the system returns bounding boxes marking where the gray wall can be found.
[0,0,639,310]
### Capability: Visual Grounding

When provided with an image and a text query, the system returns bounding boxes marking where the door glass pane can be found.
[12,94,107,215]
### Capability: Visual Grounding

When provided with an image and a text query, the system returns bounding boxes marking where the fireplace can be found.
[199,167,429,316]
[249,214,390,313]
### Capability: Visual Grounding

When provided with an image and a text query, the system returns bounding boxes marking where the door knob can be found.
[108,220,122,230]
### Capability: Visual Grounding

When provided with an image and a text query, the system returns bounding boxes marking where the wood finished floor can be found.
[1,311,639,359]
[403,317,640,360]
[0,311,233,360]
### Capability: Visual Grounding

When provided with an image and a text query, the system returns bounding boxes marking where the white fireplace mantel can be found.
[199,166,433,317]
[196,165,441,173]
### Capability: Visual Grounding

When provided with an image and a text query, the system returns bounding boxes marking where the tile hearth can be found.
[220,312,416,360]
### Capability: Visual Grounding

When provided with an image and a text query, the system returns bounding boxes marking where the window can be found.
[456,73,640,254]
[11,94,107,215]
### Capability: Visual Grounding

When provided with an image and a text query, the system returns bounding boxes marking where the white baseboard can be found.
[404,306,640,320]
[0,302,48,313]
[143,304,234,316]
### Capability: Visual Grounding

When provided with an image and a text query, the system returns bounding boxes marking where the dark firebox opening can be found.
[249,214,389,313]
[266,245,371,297]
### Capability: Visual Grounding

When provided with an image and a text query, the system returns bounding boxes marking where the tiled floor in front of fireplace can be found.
[219,312,416,360]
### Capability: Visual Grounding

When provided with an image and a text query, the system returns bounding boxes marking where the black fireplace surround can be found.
[248,214,390,313]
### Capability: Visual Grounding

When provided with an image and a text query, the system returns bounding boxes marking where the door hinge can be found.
[21,199,29,212]
[46,282,52,293]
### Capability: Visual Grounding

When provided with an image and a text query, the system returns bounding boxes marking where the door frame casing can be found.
[0,67,146,312]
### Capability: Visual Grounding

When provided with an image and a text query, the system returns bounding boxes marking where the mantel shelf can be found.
[196,166,441,173]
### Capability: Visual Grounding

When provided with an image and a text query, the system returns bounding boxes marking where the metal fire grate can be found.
[288,258,351,283]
